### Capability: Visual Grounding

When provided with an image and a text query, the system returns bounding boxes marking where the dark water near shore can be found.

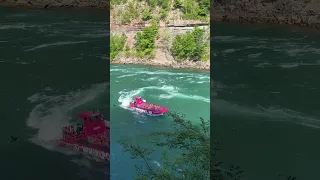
[211,23,320,180]
[0,7,109,179]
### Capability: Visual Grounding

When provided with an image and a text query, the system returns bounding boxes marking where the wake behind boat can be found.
[56,110,110,161]
[129,96,168,115]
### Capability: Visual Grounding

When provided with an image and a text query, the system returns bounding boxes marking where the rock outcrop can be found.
[0,0,108,9]
[212,0,320,28]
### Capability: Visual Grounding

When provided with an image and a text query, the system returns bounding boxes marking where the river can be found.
[212,23,320,180]
[0,7,109,180]
[110,64,210,179]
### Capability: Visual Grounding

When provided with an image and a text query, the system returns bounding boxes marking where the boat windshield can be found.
[90,115,100,121]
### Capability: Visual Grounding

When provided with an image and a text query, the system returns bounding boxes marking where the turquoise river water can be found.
[110,64,210,179]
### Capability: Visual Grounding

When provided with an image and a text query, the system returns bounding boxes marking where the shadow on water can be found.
[211,23,320,180]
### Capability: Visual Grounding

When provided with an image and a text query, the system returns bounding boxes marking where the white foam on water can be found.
[0,23,39,30]
[117,74,136,78]
[278,62,320,68]
[118,85,209,114]
[6,13,31,18]
[111,67,209,81]
[248,53,262,58]
[222,48,236,53]
[24,41,88,51]
[26,83,106,150]
[212,98,320,129]
[158,93,210,103]
[146,77,158,81]
[79,32,109,38]
[152,160,161,167]
[118,85,177,108]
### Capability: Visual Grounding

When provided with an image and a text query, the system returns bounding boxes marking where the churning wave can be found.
[214,33,320,69]
[118,85,209,109]
[212,98,320,129]
[25,41,88,51]
[110,67,209,84]
[212,80,320,129]
[26,83,107,153]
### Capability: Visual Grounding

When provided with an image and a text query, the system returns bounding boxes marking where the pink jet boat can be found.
[129,96,168,115]
[56,111,110,161]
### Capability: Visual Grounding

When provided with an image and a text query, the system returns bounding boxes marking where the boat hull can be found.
[129,102,168,115]
[57,139,110,161]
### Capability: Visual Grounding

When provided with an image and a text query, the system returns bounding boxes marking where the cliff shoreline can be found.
[211,0,320,29]
[0,0,109,9]
[111,24,210,71]
[110,56,210,71]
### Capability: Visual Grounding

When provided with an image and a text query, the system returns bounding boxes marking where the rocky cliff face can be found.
[212,0,320,28]
[112,25,210,70]
[0,0,108,8]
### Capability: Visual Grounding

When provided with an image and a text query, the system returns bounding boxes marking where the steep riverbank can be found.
[212,0,320,29]
[111,24,210,71]
[110,0,210,70]
[0,0,108,9]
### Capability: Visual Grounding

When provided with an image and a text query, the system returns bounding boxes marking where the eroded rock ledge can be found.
[212,0,320,28]
[0,0,109,9]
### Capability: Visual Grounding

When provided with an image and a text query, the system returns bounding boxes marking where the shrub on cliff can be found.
[125,44,131,57]
[142,10,152,21]
[111,33,127,61]
[171,26,209,62]
[173,0,183,9]
[144,0,170,20]
[181,0,209,21]
[117,1,139,24]
[134,20,158,58]
[111,0,128,9]
[147,0,171,10]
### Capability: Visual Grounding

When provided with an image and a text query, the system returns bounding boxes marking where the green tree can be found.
[181,0,209,21]
[122,112,297,180]
[121,112,210,180]
[173,0,183,9]
[171,32,196,61]
[142,10,152,21]
[171,26,209,61]
[125,44,131,57]
[110,33,127,60]
[118,1,140,24]
[134,20,158,58]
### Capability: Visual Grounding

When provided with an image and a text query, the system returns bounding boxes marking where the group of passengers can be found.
[138,103,160,110]
[63,126,78,139]
[88,134,109,145]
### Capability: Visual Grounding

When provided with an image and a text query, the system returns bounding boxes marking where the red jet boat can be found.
[129,96,168,115]
[56,111,110,161]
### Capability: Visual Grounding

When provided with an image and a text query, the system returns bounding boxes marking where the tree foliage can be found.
[117,1,140,24]
[121,112,210,180]
[110,33,127,60]
[121,112,297,180]
[134,20,158,58]
[171,26,209,61]
[110,0,128,9]
[111,0,209,23]
[181,0,210,21]
[142,10,152,21]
